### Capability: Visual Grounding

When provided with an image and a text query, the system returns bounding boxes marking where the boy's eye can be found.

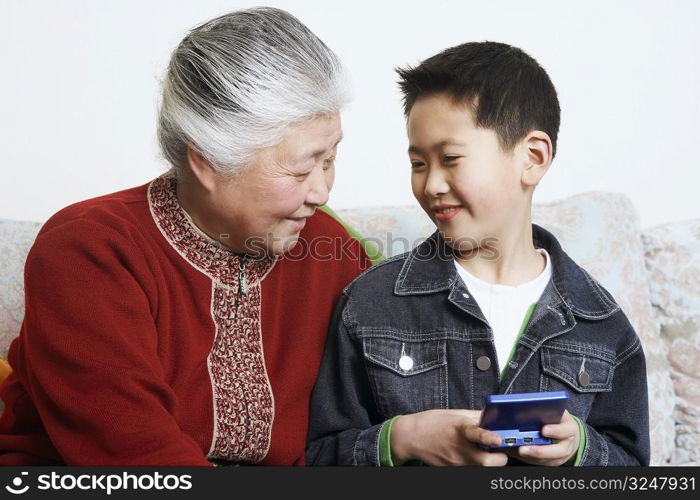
[443,155,460,163]
[410,161,425,169]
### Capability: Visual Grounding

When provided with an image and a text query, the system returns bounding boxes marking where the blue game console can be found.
[479,391,569,449]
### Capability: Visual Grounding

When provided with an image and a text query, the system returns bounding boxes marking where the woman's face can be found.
[207,113,342,256]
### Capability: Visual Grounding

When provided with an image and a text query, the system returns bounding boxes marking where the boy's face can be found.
[407,93,527,251]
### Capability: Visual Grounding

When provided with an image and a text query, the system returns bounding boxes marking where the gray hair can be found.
[157,7,351,177]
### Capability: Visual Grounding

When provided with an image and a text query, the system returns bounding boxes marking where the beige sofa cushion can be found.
[0,219,42,358]
[643,219,700,465]
[533,193,676,465]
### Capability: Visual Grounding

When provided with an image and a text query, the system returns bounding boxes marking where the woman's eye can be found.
[443,156,460,163]
[410,161,425,169]
[323,157,335,171]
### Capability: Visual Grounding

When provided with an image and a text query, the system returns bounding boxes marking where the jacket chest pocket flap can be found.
[363,336,446,376]
[541,344,616,393]
[361,336,447,416]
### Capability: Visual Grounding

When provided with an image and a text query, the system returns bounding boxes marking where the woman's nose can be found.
[305,165,331,207]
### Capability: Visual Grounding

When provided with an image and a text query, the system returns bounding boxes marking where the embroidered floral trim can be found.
[207,283,274,462]
[147,173,276,463]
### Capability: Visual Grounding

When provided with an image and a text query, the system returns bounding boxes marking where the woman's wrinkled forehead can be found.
[278,114,343,161]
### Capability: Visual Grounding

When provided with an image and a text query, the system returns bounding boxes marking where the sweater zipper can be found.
[238,255,248,295]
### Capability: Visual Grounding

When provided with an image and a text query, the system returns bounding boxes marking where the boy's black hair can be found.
[396,41,560,157]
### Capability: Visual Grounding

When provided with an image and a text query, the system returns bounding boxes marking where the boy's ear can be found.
[186,146,219,192]
[520,131,553,187]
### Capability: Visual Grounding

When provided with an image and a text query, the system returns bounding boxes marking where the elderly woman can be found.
[0,7,372,465]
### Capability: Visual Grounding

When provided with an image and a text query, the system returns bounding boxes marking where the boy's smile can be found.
[407,93,526,251]
[432,203,463,222]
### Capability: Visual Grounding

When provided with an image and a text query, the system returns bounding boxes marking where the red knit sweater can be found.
[0,175,371,465]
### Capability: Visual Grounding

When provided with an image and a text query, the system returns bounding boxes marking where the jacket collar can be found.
[394,225,619,320]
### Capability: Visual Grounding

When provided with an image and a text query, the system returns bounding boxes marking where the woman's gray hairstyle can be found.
[158,7,351,177]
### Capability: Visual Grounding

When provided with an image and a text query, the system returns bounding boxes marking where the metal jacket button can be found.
[476,356,491,371]
[399,355,414,371]
[578,371,590,387]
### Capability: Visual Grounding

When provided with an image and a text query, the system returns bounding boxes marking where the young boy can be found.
[306,41,650,466]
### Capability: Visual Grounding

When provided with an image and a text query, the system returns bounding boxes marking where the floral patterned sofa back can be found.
[1,192,698,465]
[0,219,42,358]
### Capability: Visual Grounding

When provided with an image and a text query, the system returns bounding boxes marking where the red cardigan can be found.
[0,174,371,465]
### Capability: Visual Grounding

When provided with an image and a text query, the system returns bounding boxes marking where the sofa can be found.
[1,191,698,466]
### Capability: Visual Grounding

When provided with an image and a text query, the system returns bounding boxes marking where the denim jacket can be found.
[306,225,650,466]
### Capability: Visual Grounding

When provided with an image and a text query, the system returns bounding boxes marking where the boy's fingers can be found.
[541,422,578,440]
[519,442,570,460]
[477,450,508,467]
[463,424,502,447]
[440,409,482,421]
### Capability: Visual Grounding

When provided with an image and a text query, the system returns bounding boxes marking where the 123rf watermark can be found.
[4,471,192,495]
[491,475,696,492]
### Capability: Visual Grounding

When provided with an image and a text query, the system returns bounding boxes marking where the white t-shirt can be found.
[454,249,552,373]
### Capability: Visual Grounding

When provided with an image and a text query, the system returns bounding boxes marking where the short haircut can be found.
[158,7,351,177]
[396,41,560,157]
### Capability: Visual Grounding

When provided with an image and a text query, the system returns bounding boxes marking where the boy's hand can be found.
[507,410,580,466]
[391,409,508,466]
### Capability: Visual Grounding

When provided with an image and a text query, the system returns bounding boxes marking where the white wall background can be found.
[1,0,698,227]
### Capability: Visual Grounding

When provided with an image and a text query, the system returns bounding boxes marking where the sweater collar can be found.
[147,173,276,290]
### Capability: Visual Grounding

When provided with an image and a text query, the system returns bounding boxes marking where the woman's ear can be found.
[521,131,553,187]
[186,146,218,192]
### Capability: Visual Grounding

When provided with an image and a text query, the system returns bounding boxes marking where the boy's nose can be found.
[424,167,450,197]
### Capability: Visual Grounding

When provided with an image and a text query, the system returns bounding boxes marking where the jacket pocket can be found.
[362,336,447,418]
[540,343,616,419]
